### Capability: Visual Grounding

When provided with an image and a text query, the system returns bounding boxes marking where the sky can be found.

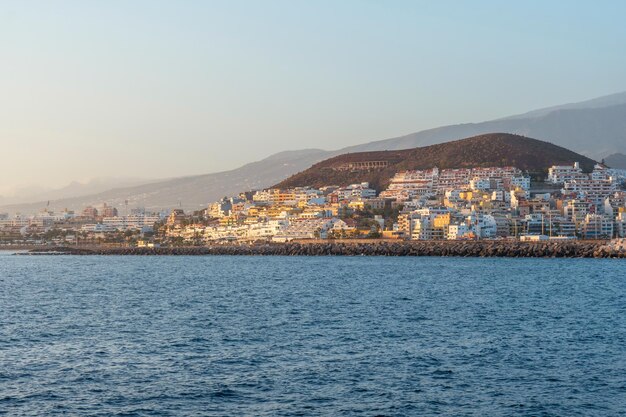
[1,0,626,195]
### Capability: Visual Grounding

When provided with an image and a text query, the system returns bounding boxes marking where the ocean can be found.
[1,253,625,416]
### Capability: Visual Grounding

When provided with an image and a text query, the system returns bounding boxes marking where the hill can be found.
[275,133,597,190]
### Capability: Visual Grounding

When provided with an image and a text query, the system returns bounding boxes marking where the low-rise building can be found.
[580,214,613,239]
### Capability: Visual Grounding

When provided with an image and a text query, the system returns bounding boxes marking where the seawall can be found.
[19,240,626,258]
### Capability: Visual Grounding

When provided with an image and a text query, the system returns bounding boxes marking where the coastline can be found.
[11,240,626,258]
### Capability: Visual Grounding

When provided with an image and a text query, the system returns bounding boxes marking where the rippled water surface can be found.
[1,253,625,416]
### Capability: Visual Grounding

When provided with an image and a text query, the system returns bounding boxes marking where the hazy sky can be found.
[1,0,626,194]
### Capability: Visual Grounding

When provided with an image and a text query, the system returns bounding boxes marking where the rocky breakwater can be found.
[23,240,626,258]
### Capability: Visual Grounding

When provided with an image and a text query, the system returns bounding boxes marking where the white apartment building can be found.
[411,217,433,240]
[246,220,289,239]
[0,215,30,228]
[466,213,497,239]
[272,218,345,242]
[81,223,114,232]
[102,214,162,231]
[562,179,617,204]
[336,183,377,200]
[491,190,512,202]
[294,187,324,202]
[437,168,473,190]
[447,224,470,240]
[202,225,241,241]
[548,162,585,184]
[510,176,531,190]
[406,208,450,240]
[383,166,529,200]
[470,178,491,191]
[252,190,272,204]
[470,166,523,179]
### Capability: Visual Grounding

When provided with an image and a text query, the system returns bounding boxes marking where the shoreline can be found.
[11,240,626,258]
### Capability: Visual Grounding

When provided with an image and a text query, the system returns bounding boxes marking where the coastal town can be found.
[2,162,626,247]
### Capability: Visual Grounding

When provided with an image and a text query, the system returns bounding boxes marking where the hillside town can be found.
[2,162,626,247]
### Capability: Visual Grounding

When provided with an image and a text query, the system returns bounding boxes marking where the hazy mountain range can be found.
[0,150,333,215]
[0,177,153,207]
[2,91,626,215]
[605,153,626,169]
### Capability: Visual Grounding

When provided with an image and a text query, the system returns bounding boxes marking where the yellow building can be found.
[269,189,296,205]
[219,215,239,226]
[247,206,266,217]
[348,200,366,211]
[432,213,451,240]
[433,213,451,229]
[459,191,474,201]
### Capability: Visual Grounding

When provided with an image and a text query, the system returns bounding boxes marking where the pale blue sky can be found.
[1,0,625,193]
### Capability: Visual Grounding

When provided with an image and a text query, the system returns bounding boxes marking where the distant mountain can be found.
[605,153,626,170]
[341,103,626,160]
[0,177,153,207]
[2,91,625,215]
[0,149,332,215]
[276,134,597,190]
[498,91,626,120]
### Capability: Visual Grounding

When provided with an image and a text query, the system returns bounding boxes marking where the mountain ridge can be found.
[605,153,626,170]
[0,150,334,215]
[497,91,626,120]
[0,177,155,207]
[341,103,626,158]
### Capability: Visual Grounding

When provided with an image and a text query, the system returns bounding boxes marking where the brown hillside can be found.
[275,133,597,190]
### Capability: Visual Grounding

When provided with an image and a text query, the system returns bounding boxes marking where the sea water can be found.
[1,254,625,416]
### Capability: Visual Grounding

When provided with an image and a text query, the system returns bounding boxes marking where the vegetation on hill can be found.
[275,133,597,190]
